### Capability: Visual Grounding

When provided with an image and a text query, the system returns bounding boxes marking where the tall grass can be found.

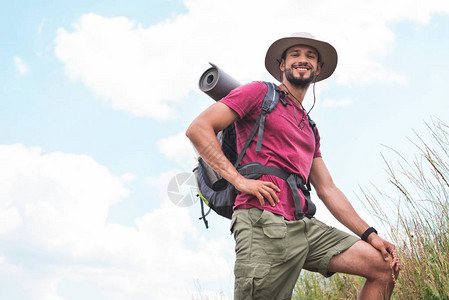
[293,119,449,300]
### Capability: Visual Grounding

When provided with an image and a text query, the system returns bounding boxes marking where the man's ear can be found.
[280,59,285,72]
[316,62,323,75]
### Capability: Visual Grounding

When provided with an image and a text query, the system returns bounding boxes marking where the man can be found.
[186,32,401,299]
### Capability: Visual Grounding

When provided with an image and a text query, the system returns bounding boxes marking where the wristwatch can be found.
[361,227,378,242]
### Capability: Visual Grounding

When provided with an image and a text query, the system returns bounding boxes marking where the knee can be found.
[368,257,396,286]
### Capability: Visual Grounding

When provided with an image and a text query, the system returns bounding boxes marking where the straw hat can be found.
[265,32,338,82]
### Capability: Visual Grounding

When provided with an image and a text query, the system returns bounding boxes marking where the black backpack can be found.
[194,82,318,228]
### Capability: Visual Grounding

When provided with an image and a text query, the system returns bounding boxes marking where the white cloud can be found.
[54,0,449,119]
[0,144,232,299]
[320,98,353,108]
[0,207,21,234]
[120,172,136,183]
[157,131,197,167]
[0,144,128,252]
[13,56,29,75]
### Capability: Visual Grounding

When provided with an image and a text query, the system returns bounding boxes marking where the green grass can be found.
[293,119,449,300]
[293,271,365,299]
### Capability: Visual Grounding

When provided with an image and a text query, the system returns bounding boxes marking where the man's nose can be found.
[296,58,310,66]
[296,54,309,63]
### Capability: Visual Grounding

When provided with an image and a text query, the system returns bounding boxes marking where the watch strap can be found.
[361,227,378,242]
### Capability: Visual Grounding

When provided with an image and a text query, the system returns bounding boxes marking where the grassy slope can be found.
[293,120,449,300]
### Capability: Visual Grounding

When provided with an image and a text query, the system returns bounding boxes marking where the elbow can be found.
[186,119,208,143]
[185,125,193,141]
[185,121,198,141]
[315,188,327,201]
[315,183,336,201]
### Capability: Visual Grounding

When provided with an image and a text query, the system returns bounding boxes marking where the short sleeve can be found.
[313,126,322,158]
[219,81,267,119]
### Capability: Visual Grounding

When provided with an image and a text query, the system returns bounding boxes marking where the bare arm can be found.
[309,157,369,235]
[186,102,279,207]
[309,157,400,270]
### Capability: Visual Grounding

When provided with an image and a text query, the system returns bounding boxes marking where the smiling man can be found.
[186,32,401,299]
[282,45,319,87]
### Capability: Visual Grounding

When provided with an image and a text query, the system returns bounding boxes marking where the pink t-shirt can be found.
[220,81,322,220]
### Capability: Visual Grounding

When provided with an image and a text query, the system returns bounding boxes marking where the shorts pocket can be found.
[230,213,237,234]
[234,261,271,300]
[262,224,287,255]
[249,210,288,257]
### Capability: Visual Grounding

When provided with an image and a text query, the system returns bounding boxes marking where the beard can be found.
[284,65,316,88]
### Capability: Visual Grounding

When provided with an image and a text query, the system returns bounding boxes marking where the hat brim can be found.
[265,36,337,82]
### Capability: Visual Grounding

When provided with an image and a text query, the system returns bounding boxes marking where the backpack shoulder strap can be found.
[308,117,317,142]
[261,82,280,113]
[234,82,280,167]
[255,82,280,151]
[305,116,318,217]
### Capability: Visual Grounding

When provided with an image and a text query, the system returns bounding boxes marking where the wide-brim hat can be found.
[265,32,338,82]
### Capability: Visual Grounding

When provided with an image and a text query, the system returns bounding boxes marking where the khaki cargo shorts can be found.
[231,208,359,300]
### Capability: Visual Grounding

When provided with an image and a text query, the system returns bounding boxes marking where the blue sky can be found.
[1,0,449,299]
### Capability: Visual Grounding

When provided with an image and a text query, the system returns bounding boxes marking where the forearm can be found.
[318,186,369,237]
[186,121,244,186]
[309,158,400,268]
[186,102,280,206]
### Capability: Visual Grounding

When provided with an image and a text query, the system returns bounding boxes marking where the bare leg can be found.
[328,241,397,300]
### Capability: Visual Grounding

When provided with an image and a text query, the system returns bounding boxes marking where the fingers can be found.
[378,241,393,261]
[253,181,280,207]
[385,243,401,269]
[384,242,402,274]
[391,249,402,273]
[236,178,280,207]
[380,247,390,261]
[257,186,279,207]
[376,241,390,261]
[370,236,402,276]
[391,253,401,279]
[255,193,265,207]
[370,237,392,262]
[263,183,280,206]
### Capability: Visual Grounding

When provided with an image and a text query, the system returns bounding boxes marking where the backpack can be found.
[193,82,318,228]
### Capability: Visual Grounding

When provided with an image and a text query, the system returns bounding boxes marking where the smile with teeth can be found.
[294,66,311,73]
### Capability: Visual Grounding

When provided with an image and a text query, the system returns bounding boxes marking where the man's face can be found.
[280,45,322,87]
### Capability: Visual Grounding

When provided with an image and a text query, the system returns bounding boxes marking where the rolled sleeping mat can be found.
[198,63,241,101]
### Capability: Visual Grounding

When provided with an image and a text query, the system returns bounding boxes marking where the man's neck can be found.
[279,81,309,106]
